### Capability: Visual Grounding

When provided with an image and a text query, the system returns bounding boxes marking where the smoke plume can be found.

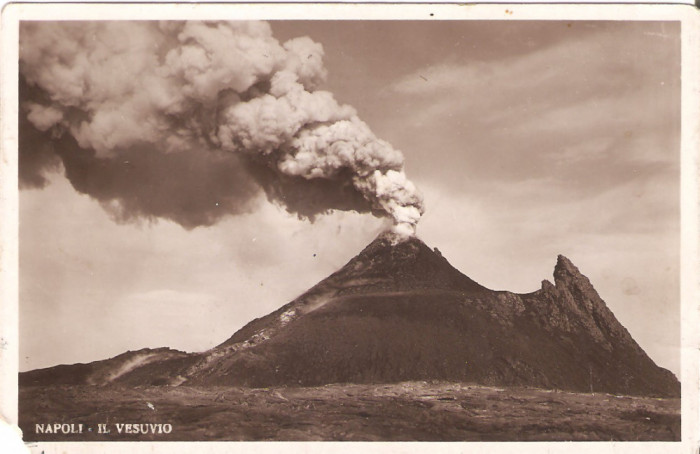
[19,21,424,235]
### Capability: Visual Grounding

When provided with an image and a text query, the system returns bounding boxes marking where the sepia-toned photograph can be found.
[2,3,698,450]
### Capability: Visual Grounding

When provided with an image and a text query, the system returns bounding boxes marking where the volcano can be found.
[21,234,680,397]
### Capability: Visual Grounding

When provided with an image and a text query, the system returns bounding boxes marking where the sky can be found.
[19,20,681,376]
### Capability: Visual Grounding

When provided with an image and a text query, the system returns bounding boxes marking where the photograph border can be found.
[1,3,698,453]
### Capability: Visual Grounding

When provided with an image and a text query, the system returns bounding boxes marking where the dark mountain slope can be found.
[183,235,678,397]
[19,347,197,387]
[19,234,679,397]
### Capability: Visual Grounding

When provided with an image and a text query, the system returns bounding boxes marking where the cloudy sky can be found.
[19,20,681,376]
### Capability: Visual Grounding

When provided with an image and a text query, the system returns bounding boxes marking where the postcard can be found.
[1,3,698,453]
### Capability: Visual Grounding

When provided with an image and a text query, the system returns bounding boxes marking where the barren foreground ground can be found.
[20,381,680,441]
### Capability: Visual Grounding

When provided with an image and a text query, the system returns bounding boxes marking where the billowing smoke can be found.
[19,21,424,236]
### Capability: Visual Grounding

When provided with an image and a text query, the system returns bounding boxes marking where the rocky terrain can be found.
[20,382,680,441]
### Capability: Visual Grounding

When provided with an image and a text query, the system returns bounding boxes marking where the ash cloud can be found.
[19,21,424,233]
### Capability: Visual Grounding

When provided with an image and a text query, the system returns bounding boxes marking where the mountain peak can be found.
[553,254,592,290]
[341,232,486,293]
[356,232,429,261]
[21,236,680,398]
[555,254,579,274]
